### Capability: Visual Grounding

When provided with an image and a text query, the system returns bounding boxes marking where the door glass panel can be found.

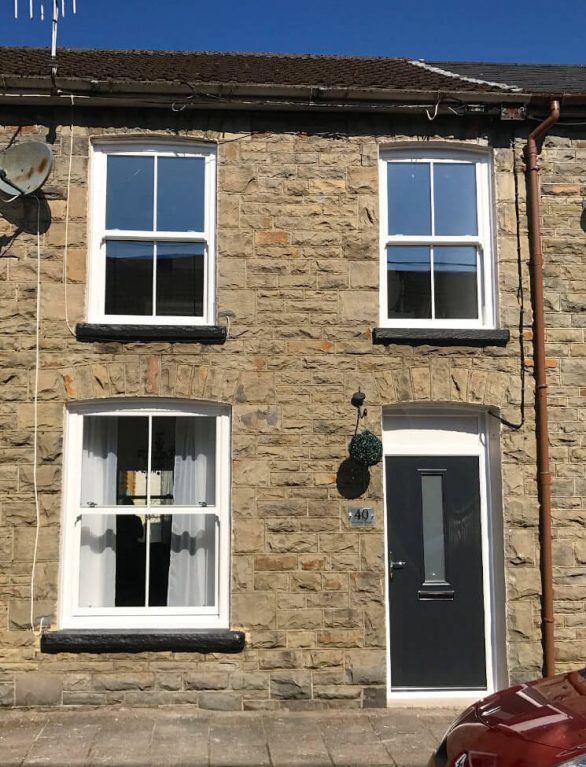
[434,246,478,319]
[106,155,154,231]
[156,242,205,317]
[157,157,205,232]
[433,162,477,236]
[105,240,153,316]
[387,246,431,319]
[387,162,431,235]
[421,473,446,583]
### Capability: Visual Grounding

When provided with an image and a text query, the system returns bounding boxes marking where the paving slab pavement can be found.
[0,706,460,767]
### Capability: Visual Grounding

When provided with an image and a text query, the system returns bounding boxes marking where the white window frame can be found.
[88,140,217,326]
[379,147,496,329]
[59,399,231,630]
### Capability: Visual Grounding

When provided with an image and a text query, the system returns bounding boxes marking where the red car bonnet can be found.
[476,671,586,751]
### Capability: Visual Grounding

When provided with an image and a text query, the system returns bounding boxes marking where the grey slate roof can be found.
[0,47,584,98]
[0,47,512,94]
[429,61,586,94]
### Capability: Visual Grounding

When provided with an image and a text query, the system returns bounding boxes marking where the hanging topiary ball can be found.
[349,430,383,467]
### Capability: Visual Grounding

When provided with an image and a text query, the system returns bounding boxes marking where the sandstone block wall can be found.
[0,106,581,708]
[539,134,586,671]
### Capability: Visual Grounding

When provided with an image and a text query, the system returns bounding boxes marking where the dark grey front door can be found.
[386,455,486,690]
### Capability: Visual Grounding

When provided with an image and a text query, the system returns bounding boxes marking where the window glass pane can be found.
[157,157,205,232]
[81,416,149,508]
[387,162,431,235]
[421,474,446,583]
[387,246,431,319]
[116,417,149,507]
[154,513,216,607]
[116,513,146,606]
[78,511,216,608]
[434,246,479,320]
[78,512,146,608]
[106,156,154,231]
[156,242,204,317]
[105,240,153,316]
[81,416,120,507]
[433,163,477,236]
[150,417,176,507]
[172,416,216,507]
[148,514,172,606]
[150,416,216,507]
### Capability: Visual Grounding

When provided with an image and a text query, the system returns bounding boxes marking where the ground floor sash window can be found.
[60,401,230,630]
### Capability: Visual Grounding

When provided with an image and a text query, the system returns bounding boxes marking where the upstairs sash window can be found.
[90,142,216,325]
[380,150,495,329]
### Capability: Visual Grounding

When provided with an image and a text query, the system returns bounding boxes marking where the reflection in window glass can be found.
[157,157,205,232]
[387,246,431,319]
[387,163,431,236]
[434,247,478,320]
[421,474,446,583]
[105,240,153,316]
[156,242,205,317]
[106,156,154,231]
[434,163,477,236]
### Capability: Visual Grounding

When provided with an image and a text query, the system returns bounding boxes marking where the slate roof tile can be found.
[0,47,506,93]
[429,60,586,94]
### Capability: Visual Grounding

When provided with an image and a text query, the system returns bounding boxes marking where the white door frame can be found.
[382,405,507,705]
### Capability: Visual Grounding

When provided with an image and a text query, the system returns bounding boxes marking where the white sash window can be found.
[60,401,230,630]
[89,141,216,326]
[379,148,496,329]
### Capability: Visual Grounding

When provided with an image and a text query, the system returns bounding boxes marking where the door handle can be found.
[389,555,406,581]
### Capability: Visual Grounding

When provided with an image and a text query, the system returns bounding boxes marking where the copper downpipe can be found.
[524,99,560,678]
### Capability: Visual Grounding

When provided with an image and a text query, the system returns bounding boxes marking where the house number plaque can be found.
[348,507,374,527]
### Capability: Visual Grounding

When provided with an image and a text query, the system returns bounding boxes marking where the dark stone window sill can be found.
[76,323,227,344]
[40,629,245,654]
[372,328,510,347]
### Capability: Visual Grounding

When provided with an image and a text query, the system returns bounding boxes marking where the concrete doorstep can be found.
[0,706,459,767]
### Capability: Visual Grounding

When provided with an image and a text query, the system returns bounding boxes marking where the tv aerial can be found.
[13,1,78,66]
[13,0,76,20]
[0,142,54,198]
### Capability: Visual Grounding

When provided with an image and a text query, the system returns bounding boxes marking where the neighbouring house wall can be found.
[538,134,586,672]
[1,106,579,709]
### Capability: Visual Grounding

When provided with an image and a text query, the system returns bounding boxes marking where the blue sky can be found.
[1,0,585,63]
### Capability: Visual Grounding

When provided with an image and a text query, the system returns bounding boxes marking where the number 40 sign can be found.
[348,507,375,527]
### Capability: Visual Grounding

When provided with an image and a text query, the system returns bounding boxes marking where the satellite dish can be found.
[0,142,54,198]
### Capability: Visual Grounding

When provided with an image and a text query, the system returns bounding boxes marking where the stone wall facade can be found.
[0,104,583,709]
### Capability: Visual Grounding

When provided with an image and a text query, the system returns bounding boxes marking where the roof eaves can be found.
[0,74,530,110]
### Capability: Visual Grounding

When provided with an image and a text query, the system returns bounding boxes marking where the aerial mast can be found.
[13,0,78,81]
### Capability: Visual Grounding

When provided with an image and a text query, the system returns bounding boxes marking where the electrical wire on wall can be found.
[30,195,43,636]
[489,128,526,431]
